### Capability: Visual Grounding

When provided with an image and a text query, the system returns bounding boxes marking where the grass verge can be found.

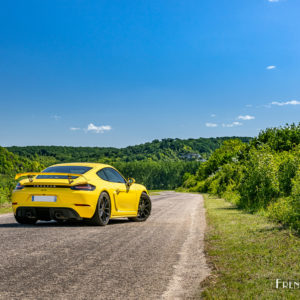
[0,202,12,214]
[148,190,164,196]
[202,194,300,299]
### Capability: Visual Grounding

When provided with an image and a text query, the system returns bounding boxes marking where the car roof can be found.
[49,162,112,169]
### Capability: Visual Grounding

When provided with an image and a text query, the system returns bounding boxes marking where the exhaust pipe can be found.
[55,212,65,219]
[25,211,35,219]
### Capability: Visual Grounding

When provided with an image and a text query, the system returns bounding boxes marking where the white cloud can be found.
[87,123,112,133]
[271,100,300,106]
[237,115,255,120]
[268,0,280,2]
[222,122,243,128]
[246,104,253,108]
[205,122,218,128]
[70,127,81,131]
[210,114,216,118]
[266,65,276,70]
[51,114,61,120]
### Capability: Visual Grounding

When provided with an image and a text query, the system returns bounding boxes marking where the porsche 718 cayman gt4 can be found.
[12,163,151,226]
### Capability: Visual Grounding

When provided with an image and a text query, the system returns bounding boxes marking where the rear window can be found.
[36,166,92,179]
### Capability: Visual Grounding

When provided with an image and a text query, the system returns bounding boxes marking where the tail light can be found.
[14,183,24,190]
[70,184,96,191]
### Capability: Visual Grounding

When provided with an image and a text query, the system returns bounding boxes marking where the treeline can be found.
[7,136,251,163]
[0,147,44,204]
[113,161,200,190]
[181,123,300,233]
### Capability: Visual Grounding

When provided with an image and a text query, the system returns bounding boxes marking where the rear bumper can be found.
[16,207,82,221]
[12,188,98,219]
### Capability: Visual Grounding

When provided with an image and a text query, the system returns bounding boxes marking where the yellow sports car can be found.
[12,163,151,226]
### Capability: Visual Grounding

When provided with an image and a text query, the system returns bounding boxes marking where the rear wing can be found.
[15,172,87,184]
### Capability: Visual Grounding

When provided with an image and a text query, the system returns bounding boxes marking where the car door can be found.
[98,168,138,214]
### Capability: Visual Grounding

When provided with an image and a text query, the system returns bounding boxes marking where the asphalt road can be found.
[0,192,210,300]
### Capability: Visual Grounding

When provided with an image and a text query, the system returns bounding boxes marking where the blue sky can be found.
[0,0,299,147]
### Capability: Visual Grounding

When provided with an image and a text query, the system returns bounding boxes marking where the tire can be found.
[129,192,151,222]
[14,215,37,225]
[90,192,111,226]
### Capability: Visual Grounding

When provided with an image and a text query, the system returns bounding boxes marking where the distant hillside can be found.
[7,136,252,164]
[0,146,43,175]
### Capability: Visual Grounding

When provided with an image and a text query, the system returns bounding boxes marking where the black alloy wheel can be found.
[90,192,111,226]
[129,192,151,222]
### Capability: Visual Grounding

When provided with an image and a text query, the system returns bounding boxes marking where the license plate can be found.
[32,195,57,202]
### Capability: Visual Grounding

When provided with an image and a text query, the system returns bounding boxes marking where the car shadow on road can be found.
[0,218,132,228]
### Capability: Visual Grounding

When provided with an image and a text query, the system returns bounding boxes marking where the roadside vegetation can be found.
[148,190,163,196]
[202,194,300,299]
[0,147,44,209]
[0,202,13,214]
[180,123,300,233]
[114,161,199,190]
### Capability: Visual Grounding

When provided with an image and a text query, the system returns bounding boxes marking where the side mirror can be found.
[127,178,136,186]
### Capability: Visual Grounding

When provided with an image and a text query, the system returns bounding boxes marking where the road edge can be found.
[161,193,211,299]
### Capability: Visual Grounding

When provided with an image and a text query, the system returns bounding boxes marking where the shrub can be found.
[278,152,299,196]
[222,190,241,206]
[181,124,300,232]
[268,164,300,232]
[187,180,207,193]
[253,123,300,152]
[238,147,280,211]
[182,174,198,189]
[267,197,299,233]
[291,168,300,200]
[196,139,246,180]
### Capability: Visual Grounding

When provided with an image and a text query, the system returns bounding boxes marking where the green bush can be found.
[182,174,198,189]
[239,147,280,211]
[291,167,300,199]
[189,180,207,193]
[222,183,241,205]
[0,175,16,204]
[196,139,246,180]
[267,197,299,233]
[278,152,299,196]
[182,123,300,232]
[253,123,300,152]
